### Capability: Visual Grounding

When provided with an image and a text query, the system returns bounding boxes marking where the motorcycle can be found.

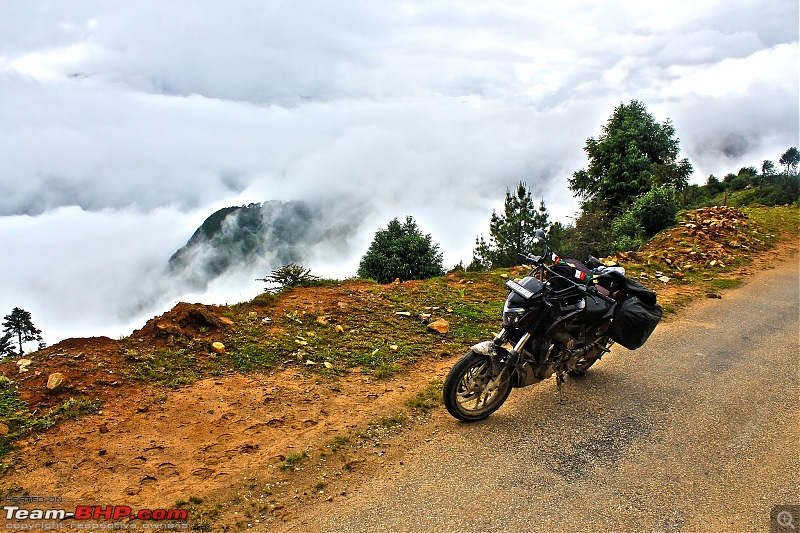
[443,229,662,422]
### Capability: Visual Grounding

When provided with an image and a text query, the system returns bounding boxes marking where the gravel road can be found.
[280,257,799,532]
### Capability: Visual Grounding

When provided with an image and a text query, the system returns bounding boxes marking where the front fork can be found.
[493,328,531,371]
[469,329,532,389]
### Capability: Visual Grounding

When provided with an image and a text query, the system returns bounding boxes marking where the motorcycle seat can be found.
[597,285,623,300]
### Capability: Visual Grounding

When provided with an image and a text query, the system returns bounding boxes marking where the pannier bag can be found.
[608,279,663,350]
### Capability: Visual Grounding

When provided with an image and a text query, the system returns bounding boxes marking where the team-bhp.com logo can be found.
[3,504,188,521]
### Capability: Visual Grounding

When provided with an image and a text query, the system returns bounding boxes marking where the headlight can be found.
[503,301,527,327]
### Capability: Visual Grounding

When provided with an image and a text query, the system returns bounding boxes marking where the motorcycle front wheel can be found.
[443,351,512,422]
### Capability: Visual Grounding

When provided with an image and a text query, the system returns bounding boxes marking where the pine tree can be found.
[0,333,15,359]
[2,307,44,357]
[471,182,550,269]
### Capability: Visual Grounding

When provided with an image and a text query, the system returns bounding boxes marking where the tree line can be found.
[354,99,798,282]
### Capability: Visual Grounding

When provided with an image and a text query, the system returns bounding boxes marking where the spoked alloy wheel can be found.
[443,351,512,422]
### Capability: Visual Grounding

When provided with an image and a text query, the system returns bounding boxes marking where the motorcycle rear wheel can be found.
[443,351,512,422]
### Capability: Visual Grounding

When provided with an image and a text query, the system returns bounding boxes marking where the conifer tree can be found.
[2,307,43,357]
[358,216,444,284]
[471,182,550,269]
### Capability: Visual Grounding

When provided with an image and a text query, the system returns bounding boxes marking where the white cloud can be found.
[663,43,798,99]
[0,206,197,344]
[0,0,797,344]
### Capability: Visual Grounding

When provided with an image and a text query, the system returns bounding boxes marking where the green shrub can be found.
[611,234,644,253]
[257,263,321,292]
[635,185,678,237]
[609,186,677,252]
[357,216,444,284]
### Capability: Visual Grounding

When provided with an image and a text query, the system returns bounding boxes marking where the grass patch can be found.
[707,278,744,290]
[125,348,200,387]
[279,450,309,471]
[379,413,408,427]
[405,380,443,413]
[174,496,221,532]
[327,434,351,452]
[743,205,800,240]
[1,388,102,459]
[205,270,511,380]
[50,397,102,420]
[227,342,285,372]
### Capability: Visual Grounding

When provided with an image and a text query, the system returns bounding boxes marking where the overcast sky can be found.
[1,0,798,345]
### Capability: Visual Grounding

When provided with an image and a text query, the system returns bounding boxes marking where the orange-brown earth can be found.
[0,206,797,531]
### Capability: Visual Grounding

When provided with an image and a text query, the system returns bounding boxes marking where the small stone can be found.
[16,359,33,373]
[211,342,226,354]
[323,362,333,369]
[316,316,330,326]
[395,311,412,317]
[389,345,399,351]
[335,325,345,333]
[427,319,450,334]
[46,372,66,391]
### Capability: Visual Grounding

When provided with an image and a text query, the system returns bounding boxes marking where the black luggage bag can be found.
[608,278,663,350]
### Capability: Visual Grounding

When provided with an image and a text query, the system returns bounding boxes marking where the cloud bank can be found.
[0,0,797,344]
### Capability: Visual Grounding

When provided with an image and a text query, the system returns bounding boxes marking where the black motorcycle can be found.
[443,229,662,422]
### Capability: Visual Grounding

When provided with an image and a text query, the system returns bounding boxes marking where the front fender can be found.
[470,340,515,386]
[470,340,510,360]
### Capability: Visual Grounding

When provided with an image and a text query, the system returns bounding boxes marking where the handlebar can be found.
[520,252,543,265]
[518,249,622,302]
